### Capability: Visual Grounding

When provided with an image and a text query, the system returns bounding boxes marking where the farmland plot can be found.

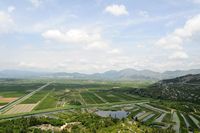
[96,92,121,103]
[177,111,188,133]
[162,113,172,123]
[134,111,146,119]
[181,113,190,130]
[142,114,155,122]
[138,112,152,121]
[155,113,166,122]
[172,111,180,133]
[21,90,48,104]
[183,113,199,130]
[189,115,200,128]
[81,92,104,104]
[112,93,138,101]
[142,104,169,113]
[0,97,18,103]
[5,104,37,114]
[34,91,57,110]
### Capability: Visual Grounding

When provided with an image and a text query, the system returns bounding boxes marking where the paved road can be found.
[0,82,51,114]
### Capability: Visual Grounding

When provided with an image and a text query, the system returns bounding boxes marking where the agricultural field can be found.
[0,79,199,133]
[5,104,37,114]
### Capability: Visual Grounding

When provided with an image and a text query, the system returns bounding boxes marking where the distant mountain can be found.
[129,74,200,103]
[0,68,200,80]
[89,69,160,80]
[162,69,200,79]
[0,70,48,78]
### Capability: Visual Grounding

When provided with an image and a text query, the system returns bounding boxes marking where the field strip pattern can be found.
[5,104,37,114]
[181,113,190,128]
[142,114,155,122]
[93,93,107,103]
[138,112,152,121]
[79,93,86,105]
[172,111,180,133]
[189,115,200,128]
[0,82,51,113]
[80,92,96,104]
[112,93,136,101]
[80,91,107,104]
[36,92,51,106]
[111,93,126,102]
[142,104,169,113]
[134,111,146,119]
[154,113,166,122]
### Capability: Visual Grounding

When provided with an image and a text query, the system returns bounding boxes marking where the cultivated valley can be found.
[0,74,200,133]
[1,0,200,132]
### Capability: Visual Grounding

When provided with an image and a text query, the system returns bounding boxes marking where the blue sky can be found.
[0,0,200,73]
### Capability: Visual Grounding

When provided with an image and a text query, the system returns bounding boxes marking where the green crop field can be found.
[34,90,57,110]
[21,90,48,104]
[80,91,105,104]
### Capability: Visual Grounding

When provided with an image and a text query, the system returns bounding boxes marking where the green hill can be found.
[130,74,200,103]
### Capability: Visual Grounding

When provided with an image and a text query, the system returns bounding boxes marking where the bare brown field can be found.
[5,104,37,114]
[0,97,18,103]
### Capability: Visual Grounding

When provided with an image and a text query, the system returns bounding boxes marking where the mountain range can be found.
[0,68,200,80]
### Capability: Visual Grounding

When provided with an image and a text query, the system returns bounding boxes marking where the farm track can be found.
[93,92,107,103]
[79,93,87,105]
[154,113,166,123]
[142,113,155,122]
[172,111,180,133]
[134,111,146,119]
[142,104,169,113]
[189,115,200,129]
[85,92,97,104]
[181,113,190,128]
[34,91,51,110]
[0,82,51,114]
[138,112,152,121]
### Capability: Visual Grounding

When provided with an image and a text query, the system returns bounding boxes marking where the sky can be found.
[0,0,200,73]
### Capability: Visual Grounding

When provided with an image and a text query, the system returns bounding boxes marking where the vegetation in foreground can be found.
[0,111,175,133]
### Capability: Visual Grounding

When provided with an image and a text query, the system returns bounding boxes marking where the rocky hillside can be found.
[130,74,200,103]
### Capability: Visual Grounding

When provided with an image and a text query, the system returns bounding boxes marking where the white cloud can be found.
[7,6,15,13]
[136,44,145,48]
[105,4,129,16]
[107,48,121,54]
[42,28,108,49]
[138,10,149,18]
[0,11,15,33]
[156,14,200,50]
[30,0,43,7]
[192,0,200,4]
[169,51,189,60]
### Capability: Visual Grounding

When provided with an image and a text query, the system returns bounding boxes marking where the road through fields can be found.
[0,82,52,114]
